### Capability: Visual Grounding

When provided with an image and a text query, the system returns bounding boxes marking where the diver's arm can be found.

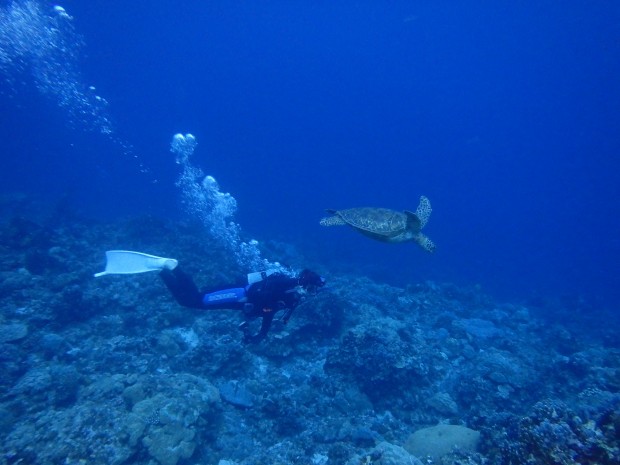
[244,312,275,344]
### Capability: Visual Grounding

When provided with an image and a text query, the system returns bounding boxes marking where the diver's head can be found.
[298,269,326,294]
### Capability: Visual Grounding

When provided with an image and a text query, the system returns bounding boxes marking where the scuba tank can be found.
[247,270,276,285]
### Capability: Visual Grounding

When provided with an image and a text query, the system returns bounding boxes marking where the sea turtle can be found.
[319,195,435,253]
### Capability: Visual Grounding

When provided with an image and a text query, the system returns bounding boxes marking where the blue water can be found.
[1,1,619,308]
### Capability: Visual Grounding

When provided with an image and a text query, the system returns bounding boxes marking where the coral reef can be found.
[0,209,618,465]
[404,424,480,460]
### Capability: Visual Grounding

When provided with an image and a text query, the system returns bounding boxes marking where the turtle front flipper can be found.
[415,233,436,253]
[320,210,347,227]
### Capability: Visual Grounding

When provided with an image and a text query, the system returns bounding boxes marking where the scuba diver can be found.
[94,250,326,343]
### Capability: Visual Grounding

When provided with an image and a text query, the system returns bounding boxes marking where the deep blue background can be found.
[1,1,619,307]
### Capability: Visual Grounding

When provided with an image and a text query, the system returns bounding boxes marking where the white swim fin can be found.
[94,250,178,277]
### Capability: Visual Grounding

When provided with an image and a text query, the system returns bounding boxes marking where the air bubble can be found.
[170,133,287,273]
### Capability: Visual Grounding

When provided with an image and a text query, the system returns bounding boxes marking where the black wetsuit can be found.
[160,268,302,342]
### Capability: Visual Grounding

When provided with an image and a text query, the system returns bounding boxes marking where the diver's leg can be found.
[159,267,204,309]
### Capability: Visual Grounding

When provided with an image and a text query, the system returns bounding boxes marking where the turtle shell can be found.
[336,207,414,238]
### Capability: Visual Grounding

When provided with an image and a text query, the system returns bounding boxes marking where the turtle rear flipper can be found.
[404,210,422,233]
[415,233,436,253]
[415,196,432,229]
